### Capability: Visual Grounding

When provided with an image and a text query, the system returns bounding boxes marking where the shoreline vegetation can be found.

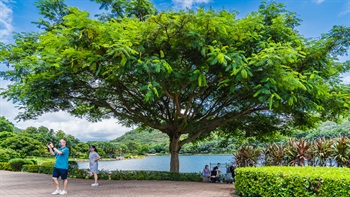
[28,153,234,164]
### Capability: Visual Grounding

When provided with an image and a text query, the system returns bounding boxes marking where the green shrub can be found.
[41,161,55,166]
[123,154,134,159]
[39,162,54,174]
[0,162,12,170]
[69,168,88,179]
[0,148,20,162]
[110,170,201,182]
[98,170,110,180]
[68,160,79,174]
[22,164,40,173]
[8,158,34,171]
[235,166,350,197]
[30,159,38,165]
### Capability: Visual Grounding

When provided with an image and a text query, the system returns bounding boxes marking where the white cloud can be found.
[339,1,350,16]
[343,76,350,84]
[313,0,325,4]
[172,0,212,9]
[0,80,131,142]
[0,0,13,43]
[0,98,131,141]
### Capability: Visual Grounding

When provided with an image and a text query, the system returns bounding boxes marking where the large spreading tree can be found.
[1,0,350,172]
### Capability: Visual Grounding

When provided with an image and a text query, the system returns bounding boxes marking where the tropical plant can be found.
[311,137,333,166]
[264,143,286,166]
[286,138,311,166]
[234,145,261,167]
[331,136,350,167]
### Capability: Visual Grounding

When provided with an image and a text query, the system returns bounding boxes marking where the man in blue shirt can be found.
[48,139,69,195]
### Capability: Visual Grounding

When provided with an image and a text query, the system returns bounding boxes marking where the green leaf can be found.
[198,75,202,86]
[152,87,159,97]
[121,56,127,66]
[201,47,206,57]
[217,53,225,64]
[253,89,262,97]
[288,97,293,106]
[95,65,102,76]
[241,69,248,79]
[269,94,275,109]
[155,64,160,73]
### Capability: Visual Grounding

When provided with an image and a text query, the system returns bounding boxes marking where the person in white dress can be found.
[89,145,101,186]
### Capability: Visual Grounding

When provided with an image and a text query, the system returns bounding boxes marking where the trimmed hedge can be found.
[1,161,202,182]
[22,164,40,173]
[235,166,350,197]
[69,168,88,178]
[39,162,55,174]
[22,163,55,174]
[8,158,34,171]
[110,170,202,182]
[0,162,12,170]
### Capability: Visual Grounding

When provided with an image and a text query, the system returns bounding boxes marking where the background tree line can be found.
[1,115,349,163]
[0,116,236,162]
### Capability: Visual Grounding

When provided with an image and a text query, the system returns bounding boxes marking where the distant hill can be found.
[111,129,169,145]
[14,127,22,133]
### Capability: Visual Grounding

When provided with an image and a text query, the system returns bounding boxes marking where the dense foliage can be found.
[0,119,88,160]
[0,116,14,132]
[1,0,349,172]
[234,136,350,168]
[294,121,350,140]
[111,129,236,155]
[235,166,350,197]
[8,158,35,171]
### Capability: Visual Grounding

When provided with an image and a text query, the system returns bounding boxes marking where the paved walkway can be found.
[0,170,239,197]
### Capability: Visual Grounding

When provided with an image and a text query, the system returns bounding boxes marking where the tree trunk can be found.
[169,134,181,172]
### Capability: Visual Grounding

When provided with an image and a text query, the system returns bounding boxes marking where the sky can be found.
[0,0,349,142]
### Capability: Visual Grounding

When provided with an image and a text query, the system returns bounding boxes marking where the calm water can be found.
[78,155,234,173]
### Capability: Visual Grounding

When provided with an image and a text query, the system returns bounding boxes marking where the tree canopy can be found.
[1,0,350,171]
[0,116,14,132]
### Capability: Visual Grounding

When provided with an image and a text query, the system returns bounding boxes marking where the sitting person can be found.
[202,165,211,181]
[211,163,221,183]
[202,165,211,177]
[210,169,219,183]
[229,165,236,180]
[213,163,221,173]
[225,165,235,183]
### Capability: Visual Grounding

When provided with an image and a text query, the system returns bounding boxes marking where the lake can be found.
[78,155,234,173]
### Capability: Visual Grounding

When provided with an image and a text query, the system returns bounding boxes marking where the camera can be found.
[47,142,53,152]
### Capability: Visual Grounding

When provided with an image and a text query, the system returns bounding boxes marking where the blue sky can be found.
[0,0,349,141]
